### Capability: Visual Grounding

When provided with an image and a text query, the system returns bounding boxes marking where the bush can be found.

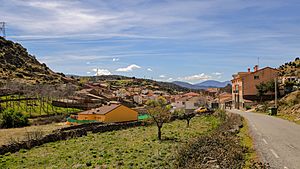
[245,105,251,110]
[0,109,29,128]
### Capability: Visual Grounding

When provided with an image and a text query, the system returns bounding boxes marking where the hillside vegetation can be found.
[77,75,193,93]
[278,57,300,77]
[276,58,300,124]
[0,37,69,84]
[278,90,300,124]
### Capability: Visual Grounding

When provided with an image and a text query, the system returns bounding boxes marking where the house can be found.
[133,95,143,105]
[183,92,200,97]
[218,92,232,109]
[206,88,220,96]
[279,76,300,93]
[231,65,278,109]
[77,104,138,123]
[171,96,205,113]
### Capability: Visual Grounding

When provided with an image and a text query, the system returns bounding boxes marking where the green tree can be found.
[256,80,279,102]
[174,109,196,128]
[146,97,171,140]
[256,82,268,102]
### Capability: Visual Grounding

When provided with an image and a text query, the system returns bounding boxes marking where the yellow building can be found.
[77,104,138,123]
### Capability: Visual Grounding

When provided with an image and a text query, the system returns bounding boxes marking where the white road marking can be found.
[262,138,268,144]
[270,149,280,158]
[284,166,289,169]
[252,124,258,131]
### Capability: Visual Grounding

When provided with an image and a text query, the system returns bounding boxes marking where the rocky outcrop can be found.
[0,37,71,84]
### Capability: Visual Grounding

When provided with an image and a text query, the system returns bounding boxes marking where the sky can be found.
[1,0,299,84]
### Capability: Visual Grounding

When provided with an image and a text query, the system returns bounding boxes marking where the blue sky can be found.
[1,0,299,84]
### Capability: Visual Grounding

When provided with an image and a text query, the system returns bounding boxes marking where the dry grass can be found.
[0,123,67,145]
[238,118,258,168]
[278,90,300,124]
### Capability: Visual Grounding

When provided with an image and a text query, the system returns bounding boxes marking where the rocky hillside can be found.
[278,57,300,77]
[278,90,300,123]
[0,37,70,84]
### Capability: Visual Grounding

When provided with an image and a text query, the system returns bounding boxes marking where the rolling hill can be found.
[195,80,231,88]
[173,80,231,89]
[172,81,204,89]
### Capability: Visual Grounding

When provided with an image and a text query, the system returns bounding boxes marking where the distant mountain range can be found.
[173,80,231,89]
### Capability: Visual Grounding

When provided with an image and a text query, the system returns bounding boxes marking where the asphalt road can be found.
[228,109,300,169]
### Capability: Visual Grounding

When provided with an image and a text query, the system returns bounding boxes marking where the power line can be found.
[0,22,6,38]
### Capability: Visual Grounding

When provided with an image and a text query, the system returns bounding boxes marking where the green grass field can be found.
[0,95,81,117]
[0,116,220,169]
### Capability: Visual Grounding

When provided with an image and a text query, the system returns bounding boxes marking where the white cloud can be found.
[212,72,222,76]
[92,68,112,75]
[212,72,223,79]
[86,62,91,65]
[86,71,91,74]
[147,68,153,72]
[116,64,141,72]
[179,73,212,82]
[159,75,166,78]
[112,58,119,62]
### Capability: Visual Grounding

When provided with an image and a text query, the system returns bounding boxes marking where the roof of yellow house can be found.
[79,104,121,115]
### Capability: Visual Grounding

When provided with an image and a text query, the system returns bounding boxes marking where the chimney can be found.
[254,65,258,72]
[247,68,251,73]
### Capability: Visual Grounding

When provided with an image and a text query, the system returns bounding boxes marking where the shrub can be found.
[15,73,24,78]
[214,109,227,121]
[245,105,251,110]
[0,109,29,128]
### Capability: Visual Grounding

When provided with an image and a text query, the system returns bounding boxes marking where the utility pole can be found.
[275,76,278,108]
[0,22,6,37]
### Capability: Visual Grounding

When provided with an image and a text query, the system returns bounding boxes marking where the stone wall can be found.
[0,121,149,155]
[0,129,87,155]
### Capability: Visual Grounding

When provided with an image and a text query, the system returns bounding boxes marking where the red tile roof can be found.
[79,104,121,115]
[183,92,200,97]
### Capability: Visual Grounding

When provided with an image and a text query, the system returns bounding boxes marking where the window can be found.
[254,75,259,80]
[182,102,185,105]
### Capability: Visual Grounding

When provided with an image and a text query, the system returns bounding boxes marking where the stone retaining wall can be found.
[0,121,148,155]
[0,129,87,155]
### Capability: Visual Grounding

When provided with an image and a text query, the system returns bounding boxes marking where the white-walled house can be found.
[171,96,204,112]
[133,95,143,105]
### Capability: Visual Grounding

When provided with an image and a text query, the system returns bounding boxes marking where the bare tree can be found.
[174,109,196,128]
[146,97,171,140]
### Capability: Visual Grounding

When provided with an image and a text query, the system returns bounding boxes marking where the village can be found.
[1,61,299,126]
[1,1,300,167]
[1,60,299,168]
[59,63,299,125]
